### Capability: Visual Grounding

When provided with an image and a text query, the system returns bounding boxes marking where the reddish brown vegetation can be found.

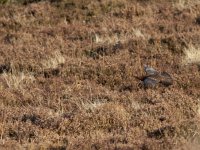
[0,0,200,149]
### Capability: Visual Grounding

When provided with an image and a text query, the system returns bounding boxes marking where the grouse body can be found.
[135,65,173,88]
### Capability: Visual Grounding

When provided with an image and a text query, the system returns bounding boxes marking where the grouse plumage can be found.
[144,65,159,76]
[135,65,173,88]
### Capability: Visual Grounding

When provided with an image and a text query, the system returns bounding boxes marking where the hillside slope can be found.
[0,0,200,149]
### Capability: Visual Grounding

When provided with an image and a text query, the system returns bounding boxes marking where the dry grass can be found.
[2,72,35,89]
[94,28,146,45]
[173,0,200,9]
[41,51,65,69]
[0,0,200,149]
[183,45,200,65]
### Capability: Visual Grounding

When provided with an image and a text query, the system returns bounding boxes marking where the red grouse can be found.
[136,65,173,88]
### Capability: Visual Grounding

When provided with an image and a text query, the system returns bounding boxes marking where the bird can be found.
[144,65,159,76]
[159,71,173,86]
[135,65,173,88]
[143,76,159,88]
[134,75,159,88]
